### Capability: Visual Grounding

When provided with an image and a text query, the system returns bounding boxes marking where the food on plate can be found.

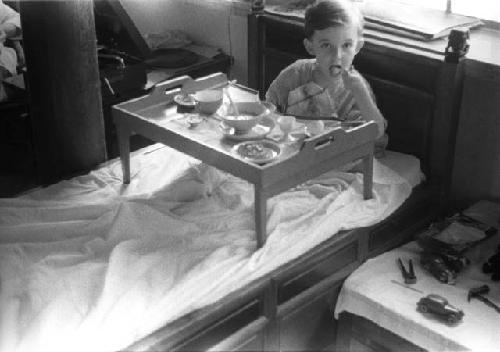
[241,142,274,160]
[235,140,281,163]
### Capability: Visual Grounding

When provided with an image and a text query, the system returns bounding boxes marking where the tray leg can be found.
[363,153,373,199]
[254,188,267,248]
[116,124,131,184]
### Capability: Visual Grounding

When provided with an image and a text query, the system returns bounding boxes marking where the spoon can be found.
[224,87,239,115]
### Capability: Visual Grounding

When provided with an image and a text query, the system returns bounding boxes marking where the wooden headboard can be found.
[248,14,465,205]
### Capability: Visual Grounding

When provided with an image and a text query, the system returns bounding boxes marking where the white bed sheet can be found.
[0,144,422,352]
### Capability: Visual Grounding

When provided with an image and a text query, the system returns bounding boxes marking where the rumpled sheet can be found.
[0,144,421,352]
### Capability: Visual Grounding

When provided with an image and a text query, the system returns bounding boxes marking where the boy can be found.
[266,0,387,147]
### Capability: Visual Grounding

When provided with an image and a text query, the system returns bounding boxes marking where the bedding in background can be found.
[0,143,423,352]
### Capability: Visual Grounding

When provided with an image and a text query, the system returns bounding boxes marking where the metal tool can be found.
[467,284,500,313]
[398,258,417,284]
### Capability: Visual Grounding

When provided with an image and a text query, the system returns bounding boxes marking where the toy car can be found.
[417,294,464,324]
[440,252,470,273]
[420,252,457,284]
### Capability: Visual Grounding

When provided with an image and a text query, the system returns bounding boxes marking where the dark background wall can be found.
[449,60,500,211]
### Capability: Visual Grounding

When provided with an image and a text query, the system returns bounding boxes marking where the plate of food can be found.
[233,140,282,164]
[220,115,275,141]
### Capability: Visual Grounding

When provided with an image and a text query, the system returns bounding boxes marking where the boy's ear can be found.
[303,38,315,56]
[355,39,364,54]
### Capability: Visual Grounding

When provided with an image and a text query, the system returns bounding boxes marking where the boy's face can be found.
[303,24,363,79]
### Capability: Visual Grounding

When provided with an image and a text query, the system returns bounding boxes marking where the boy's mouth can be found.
[329,65,342,77]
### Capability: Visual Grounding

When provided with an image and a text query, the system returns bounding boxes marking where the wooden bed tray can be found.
[121,11,465,352]
[112,73,378,248]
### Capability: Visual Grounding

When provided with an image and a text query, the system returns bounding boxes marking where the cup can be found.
[305,120,325,136]
[277,115,296,142]
[193,89,223,115]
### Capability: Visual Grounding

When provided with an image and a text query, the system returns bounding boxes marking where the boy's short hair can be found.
[304,0,364,39]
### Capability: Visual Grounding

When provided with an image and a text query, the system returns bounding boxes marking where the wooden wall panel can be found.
[450,60,500,211]
[20,0,106,184]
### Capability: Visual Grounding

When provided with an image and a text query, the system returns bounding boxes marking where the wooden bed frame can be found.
[124,12,465,352]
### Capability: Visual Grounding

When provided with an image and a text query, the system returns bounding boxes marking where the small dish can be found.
[219,116,275,141]
[234,140,282,164]
[173,94,196,107]
[186,114,204,128]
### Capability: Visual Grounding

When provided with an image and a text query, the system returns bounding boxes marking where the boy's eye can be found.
[320,43,331,49]
[343,42,353,49]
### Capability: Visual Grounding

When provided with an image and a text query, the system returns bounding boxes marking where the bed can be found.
[0,11,465,352]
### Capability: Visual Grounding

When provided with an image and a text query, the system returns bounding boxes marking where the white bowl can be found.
[220,101,268,133]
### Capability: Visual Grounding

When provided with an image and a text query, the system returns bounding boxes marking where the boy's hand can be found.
[341,67,387,139]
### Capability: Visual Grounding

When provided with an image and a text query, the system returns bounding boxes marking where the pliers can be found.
[398,258,417,284]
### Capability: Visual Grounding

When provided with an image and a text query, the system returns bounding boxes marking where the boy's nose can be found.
[330,46,342,59]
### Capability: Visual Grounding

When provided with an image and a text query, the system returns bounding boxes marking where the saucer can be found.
[173,94,196,107]
[233,140,282,164]
[219,116,275,141]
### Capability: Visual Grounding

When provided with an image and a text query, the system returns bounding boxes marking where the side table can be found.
[334,200,500,352]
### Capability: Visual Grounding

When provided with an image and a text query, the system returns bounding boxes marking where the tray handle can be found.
[181,72,228,94]
[150,75,194,97]
[300,127,344,155]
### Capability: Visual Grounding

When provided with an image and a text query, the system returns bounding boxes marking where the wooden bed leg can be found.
[254,188,267,248]
[116,125,131,184]
[363,153,374,199]
[336,312,354,352]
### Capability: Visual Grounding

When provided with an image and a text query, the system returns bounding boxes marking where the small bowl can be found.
[186,114,203,128]
[193,89,223,115]
[220,101,268,133]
